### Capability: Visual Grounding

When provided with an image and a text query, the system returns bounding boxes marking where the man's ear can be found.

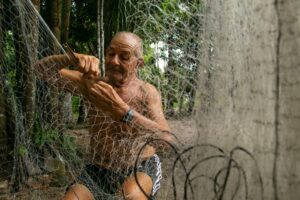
[137,58,144,68]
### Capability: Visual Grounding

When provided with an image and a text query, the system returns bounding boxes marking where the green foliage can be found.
[59,134,80,165]
[68,0,98,53]
[61,135,76,153]
[71,95,80,116]
[3,31,17,88]
[3,31,15,65]
[33,126,59,150]
[143,44,155,64]
[33,124,78,163]
[18,145,27,156]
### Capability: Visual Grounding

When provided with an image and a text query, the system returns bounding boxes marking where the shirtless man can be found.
[35,32,173,200]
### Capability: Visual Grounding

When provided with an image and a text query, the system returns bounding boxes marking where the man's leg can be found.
[121,172,153,200]
[63,183,94,200]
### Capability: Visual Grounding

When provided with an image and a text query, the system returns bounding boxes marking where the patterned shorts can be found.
[69,154,162,200]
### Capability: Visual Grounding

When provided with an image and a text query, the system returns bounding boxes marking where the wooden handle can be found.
[63,43,79,66]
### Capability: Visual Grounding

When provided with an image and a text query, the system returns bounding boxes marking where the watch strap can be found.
[121,109,134,123]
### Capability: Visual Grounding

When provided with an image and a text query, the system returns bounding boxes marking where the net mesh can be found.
[0,0,263,200]
[0,0,200,199]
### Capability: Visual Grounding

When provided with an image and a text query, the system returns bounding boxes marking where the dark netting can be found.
[0,0,265,199]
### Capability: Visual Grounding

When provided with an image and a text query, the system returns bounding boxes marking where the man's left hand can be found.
[86,80,129,120]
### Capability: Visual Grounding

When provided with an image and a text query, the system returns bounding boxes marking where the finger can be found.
[92,59,100,76]
[89,87,106,100]
[90,87,99,94]
[88,61,99,77]
[92,85,112,99]
[92,83,105,92]
[88,57,97,75]
[77,57,85,73]
[96,81,112,89]
[84,59,90,74]
[93,84,114,100]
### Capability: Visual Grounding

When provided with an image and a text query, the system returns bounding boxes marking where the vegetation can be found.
[0,0,203,190]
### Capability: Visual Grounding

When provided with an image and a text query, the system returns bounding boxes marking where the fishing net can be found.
[0,0,199,199]
[0,0,264,199]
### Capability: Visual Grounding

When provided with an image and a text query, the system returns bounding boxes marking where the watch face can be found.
[122,109,134,122]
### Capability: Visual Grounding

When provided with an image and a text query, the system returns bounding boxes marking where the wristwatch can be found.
[121,108,134,123]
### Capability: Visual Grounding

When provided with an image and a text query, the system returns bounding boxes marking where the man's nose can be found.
[110,55,120,65]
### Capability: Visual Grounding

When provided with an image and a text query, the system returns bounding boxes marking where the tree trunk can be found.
[4,0,41,190]
[61,0,71,44]
[61,0,73,125]
[0,0,14,181]
[45,0,61,41]
[44,0,61,128]
[0,0,5,146]
[13,0,39,135]
[23,0,39,133]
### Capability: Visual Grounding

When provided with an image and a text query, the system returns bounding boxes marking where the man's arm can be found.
[34,53,100,95]
[86,81,176,145]
[131,84,175,147]
[132,83,170,132]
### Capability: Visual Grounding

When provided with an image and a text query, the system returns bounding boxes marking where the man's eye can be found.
[120,55,130,60]
[108,52,115,57]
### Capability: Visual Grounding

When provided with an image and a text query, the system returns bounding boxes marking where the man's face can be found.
[105,35,140,87]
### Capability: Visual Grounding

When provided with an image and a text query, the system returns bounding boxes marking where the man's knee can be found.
[122,172,153,200]
[64,183,94,200]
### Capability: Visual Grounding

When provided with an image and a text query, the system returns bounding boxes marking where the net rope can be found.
[0,0,200,199]
[0,0,263,200]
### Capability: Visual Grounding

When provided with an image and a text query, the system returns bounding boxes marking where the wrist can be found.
[121,108,134,123]
[51,54,72,68]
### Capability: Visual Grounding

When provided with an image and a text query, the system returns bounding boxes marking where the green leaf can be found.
[18,145,27,156]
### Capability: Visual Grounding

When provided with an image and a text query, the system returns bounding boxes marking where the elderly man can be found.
[36,32,173,200]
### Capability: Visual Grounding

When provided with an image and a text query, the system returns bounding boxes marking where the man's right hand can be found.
[70,53,100,77]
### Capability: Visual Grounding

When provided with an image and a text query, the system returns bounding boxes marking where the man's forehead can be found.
[107,44,134,53]
[109,35,139,51]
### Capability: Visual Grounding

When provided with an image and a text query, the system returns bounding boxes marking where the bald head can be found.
[111,32,144,59]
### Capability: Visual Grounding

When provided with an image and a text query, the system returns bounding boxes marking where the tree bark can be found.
[3,0,41,190]
[61,0,71,44]
[12,0,39,134]
[45,0,61,42]
[0,0,4,136]
[44,0,61,128]
[0,0,14,181]
[61,0,73,125]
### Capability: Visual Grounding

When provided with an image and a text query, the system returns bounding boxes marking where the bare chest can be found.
[88,84,149,135]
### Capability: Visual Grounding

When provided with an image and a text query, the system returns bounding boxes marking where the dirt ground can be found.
[0,118,198,200]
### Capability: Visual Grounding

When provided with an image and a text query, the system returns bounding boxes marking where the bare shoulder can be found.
[139,81,161,102]
[139,80,170,131]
